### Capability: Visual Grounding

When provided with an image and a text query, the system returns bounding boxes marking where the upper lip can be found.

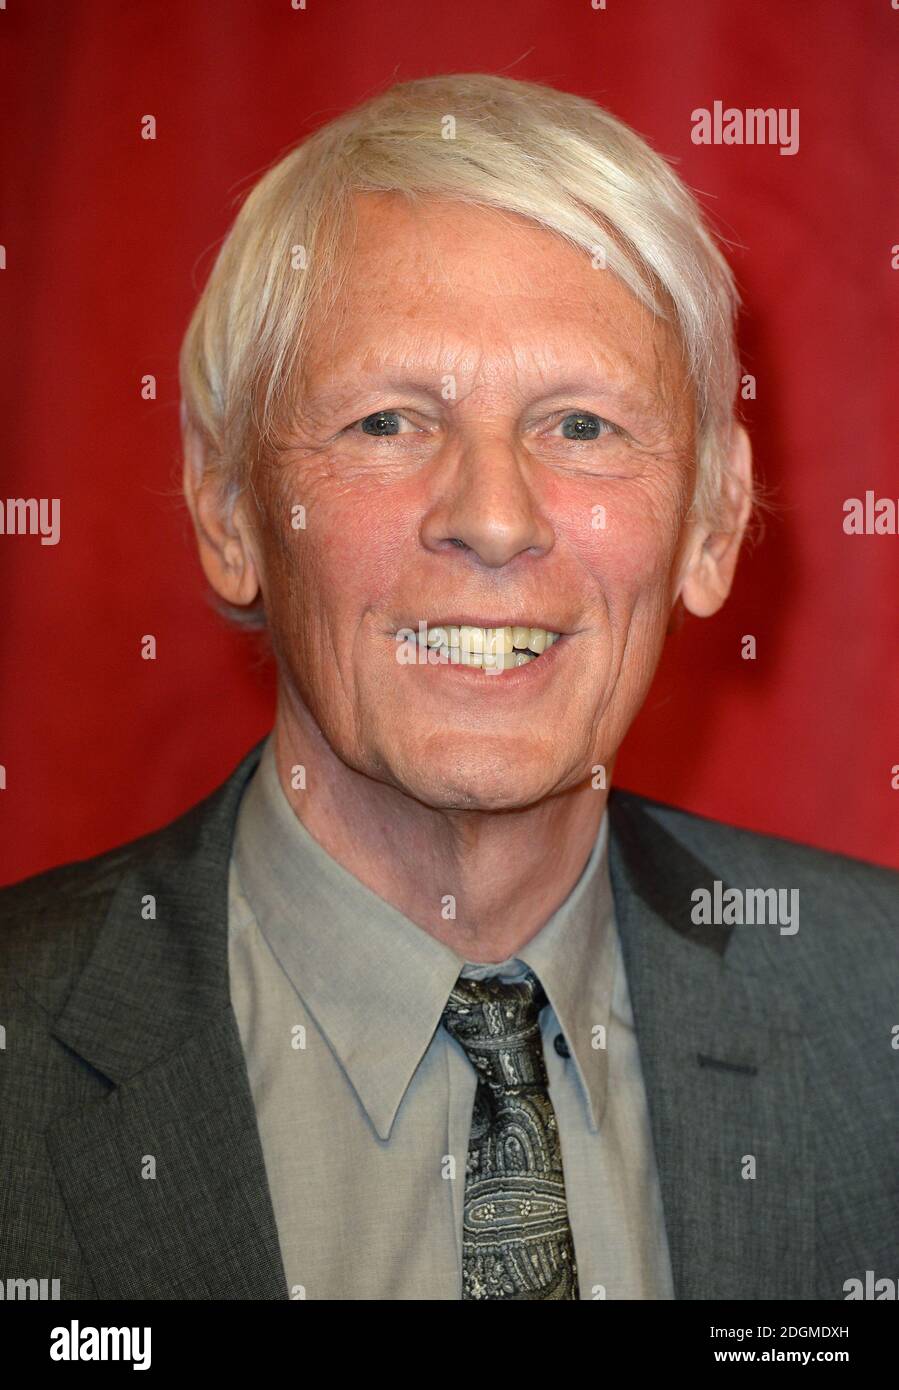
[398,617,568,632]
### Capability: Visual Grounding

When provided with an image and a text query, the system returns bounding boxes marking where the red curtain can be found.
[2,0,897,883]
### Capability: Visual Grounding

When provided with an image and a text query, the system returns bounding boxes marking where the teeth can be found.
[412,625,561,669]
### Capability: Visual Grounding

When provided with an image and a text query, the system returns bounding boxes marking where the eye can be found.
[555,411,617,441]
[355,410,407,437]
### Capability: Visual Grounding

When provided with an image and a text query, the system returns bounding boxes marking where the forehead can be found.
[302,192,688,407]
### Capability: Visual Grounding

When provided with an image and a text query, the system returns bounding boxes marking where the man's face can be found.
[252,193,698,810]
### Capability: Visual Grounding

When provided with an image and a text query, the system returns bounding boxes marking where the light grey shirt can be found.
[228,736,674,1300]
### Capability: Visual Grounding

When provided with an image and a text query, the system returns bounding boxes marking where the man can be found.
[1,73,896,1302]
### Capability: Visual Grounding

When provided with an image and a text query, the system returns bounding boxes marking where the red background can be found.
[1,0,897,885]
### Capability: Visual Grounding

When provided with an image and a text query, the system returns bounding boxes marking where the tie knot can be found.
[441,968,549,1090]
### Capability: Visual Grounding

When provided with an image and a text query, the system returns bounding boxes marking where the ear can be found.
[182,426,262,610]
[678,424,753,618]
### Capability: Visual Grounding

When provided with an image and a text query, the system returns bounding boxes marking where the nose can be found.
[419,437,555,568]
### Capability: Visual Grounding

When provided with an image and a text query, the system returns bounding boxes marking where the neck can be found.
[271,698,608,963]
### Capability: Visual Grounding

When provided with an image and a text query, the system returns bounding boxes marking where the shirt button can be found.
[554,1033,571,1059]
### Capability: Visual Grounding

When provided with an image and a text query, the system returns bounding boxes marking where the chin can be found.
[387,745,571,813]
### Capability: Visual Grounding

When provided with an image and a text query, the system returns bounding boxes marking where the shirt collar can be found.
[232,735,615,1138]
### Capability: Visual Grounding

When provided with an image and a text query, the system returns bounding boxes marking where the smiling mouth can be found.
[401,623,562,671]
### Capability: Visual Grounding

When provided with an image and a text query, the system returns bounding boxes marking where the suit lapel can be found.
[46,739,287,1299]
[608,791,814,1300]
[46,1007,287,1299]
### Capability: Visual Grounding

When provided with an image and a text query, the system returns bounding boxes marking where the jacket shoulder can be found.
[0,841,139,993]
[0,766,244,987]
[611,785,899,928]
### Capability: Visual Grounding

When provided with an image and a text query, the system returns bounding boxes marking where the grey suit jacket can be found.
[1,738,897,1300]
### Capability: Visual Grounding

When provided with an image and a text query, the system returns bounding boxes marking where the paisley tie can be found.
[441,968,580,1300]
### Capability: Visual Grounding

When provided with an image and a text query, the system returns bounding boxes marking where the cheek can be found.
[562,484,685,622]
[259,473,412,639]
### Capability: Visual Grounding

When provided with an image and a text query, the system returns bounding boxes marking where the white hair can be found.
[179,73,744,625]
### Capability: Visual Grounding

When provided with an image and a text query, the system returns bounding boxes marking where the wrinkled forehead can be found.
[297,192,692,427]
